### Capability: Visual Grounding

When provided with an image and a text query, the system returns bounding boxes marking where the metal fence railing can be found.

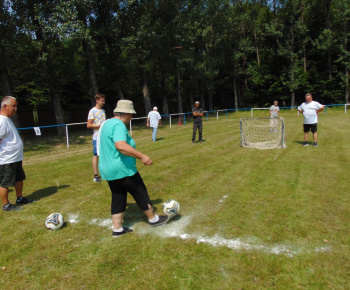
[17,103,350,149]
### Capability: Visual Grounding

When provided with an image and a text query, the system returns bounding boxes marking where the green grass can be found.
[1,109,350,289]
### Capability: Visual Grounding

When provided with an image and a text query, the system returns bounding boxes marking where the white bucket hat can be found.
[113,100,136,114]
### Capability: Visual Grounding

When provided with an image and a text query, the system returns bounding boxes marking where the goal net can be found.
[240,117,286,149]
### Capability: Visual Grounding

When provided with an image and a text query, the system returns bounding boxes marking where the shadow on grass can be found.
[294,141,308,145]
[123,198,168,227]
[193,139,206,143]
[155,137,165,141]
[25,185,70,201]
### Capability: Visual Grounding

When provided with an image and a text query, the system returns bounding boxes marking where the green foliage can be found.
[13,82,50,106]
[1,0,349,113]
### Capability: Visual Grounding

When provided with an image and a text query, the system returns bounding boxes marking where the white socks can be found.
[148,215,159,223]
[113,227,124,233]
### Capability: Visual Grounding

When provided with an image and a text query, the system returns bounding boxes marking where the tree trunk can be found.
[189,90,194,111]
[82,40,99,105]
[326,1,332,80]
[199,79,205,110]
[27,1,64,134]
[290,22,296,108]
[233,63,239,110]
[116,79,124,100]
[0,46,12,97]
[345,21,349,104]
[51,91,65,135]
[0,45,21,127]
[141,68,152,115]
[159,61,168,115]
[252,6,260,66]
[208,89,213,111]
[301,1,307,72]
[176,54,183,113]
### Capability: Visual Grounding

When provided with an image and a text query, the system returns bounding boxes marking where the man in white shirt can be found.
[87,93,106,182]
[269,100,280,131]
[0,96,33,211]
[147,107,162,142]
[298,93,325,147]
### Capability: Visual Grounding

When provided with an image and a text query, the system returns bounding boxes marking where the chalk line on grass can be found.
[88,218,113,229]
[219,195,228,203]
[67,213,80,224]
[135,215,331,257]
[68,213,331,257]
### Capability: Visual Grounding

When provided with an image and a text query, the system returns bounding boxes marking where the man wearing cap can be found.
[98,100,170,237]
[192,101,204,143]
[147,107,162,142]
[0,96,33,211]
[87,93,106,182]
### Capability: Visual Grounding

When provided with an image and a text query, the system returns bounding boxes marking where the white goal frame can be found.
[251,108,270,118]
[240,117,286,149]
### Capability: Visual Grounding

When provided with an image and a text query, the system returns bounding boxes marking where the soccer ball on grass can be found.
[163,199,180,217]
[45,213,64,230]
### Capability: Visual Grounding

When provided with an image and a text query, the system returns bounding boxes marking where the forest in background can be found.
[0,0,349,128]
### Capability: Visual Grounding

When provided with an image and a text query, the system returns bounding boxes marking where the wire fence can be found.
[17,103,350,149]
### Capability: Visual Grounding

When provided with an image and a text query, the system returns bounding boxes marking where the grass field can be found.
[1,109,349,289]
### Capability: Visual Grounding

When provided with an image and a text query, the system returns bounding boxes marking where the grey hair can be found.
[114,112,127,117]
[1,96,16,109]
[274,100,278,103]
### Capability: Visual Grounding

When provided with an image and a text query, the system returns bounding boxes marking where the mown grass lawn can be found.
[1,109,349,289]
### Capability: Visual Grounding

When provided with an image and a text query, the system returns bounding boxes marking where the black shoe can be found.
[149,215,170,227]
[302,142,308,146]
[112,227,133,237]
[93,176,101,183]
[3,203,23,211]
[16,197,34,205]
[313,142,318,147]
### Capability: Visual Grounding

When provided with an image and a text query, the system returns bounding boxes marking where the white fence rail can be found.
[17,104,349,149]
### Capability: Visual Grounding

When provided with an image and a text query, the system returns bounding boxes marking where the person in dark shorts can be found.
[98,100,170,237]
[298,93,325,147]
[0,96,33,211]
[192,101,204,143]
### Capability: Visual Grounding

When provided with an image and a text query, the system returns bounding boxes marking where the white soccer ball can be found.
[163,199,180,217]
[45,213,64,230]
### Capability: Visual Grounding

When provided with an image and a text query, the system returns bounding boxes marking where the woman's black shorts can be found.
[107,172,152,215]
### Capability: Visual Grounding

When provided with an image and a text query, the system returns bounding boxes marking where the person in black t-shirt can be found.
[192,101,204,143]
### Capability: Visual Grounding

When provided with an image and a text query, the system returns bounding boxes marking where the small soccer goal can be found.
[240,117,286,149]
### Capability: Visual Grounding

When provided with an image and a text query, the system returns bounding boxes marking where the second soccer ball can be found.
[163,199,180,217]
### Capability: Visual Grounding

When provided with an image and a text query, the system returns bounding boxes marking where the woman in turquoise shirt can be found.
[98,100,169,237]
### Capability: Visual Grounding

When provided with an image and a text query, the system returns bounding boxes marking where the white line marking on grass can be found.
[219,195,228,203]
[69,214,332,257]
[88,218,113,229]
[135,215,331,257]
[67,213,80,224]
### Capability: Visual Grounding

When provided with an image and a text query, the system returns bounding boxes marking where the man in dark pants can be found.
[192,101,203,143]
